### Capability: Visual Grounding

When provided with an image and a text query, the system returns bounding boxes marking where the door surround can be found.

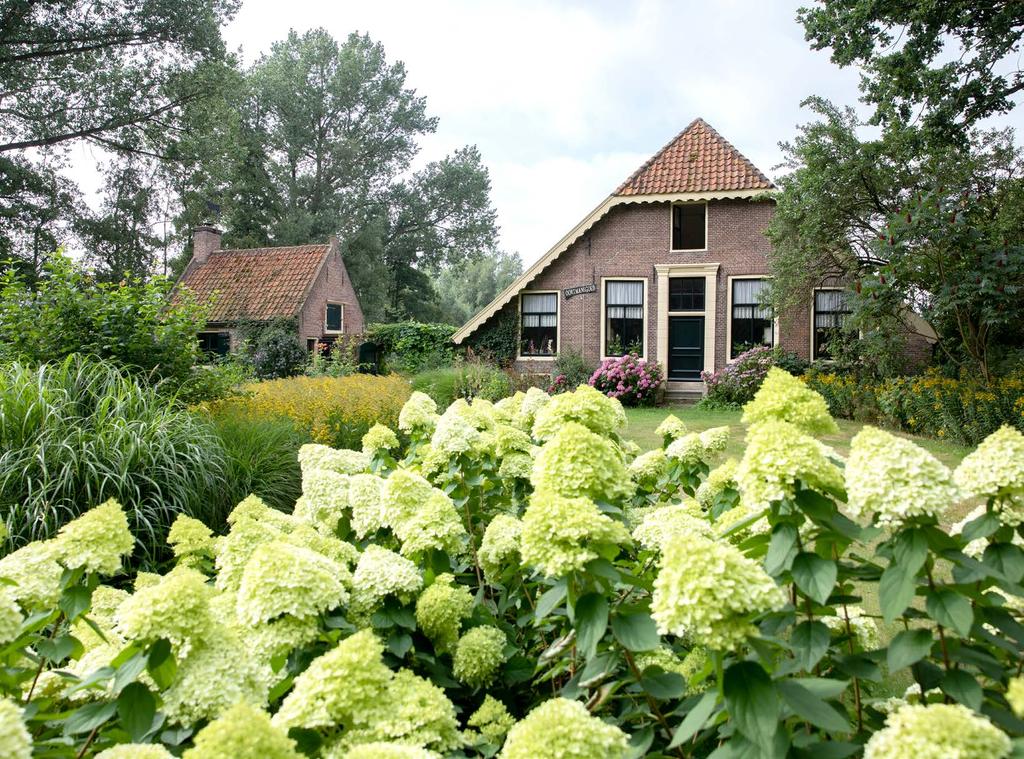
[655,263,719,391]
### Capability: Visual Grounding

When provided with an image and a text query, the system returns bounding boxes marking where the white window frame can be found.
[669,201,709,252]
[517,290,560,360]
[726,275,779,361]
[600,277,648,361]
[810,287,850,361]
[324,302,344,334]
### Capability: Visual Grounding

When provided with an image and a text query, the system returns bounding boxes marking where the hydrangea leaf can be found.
[723,661,779,745]
[611,611,660,652]
[777,679,851,732]
[887,629,934,672]
[879,563,916,622]
[575,593,609,660]
[926,589,974,637]
[941,670,983,711]
[790,620,831,671]
[791,553,837,605]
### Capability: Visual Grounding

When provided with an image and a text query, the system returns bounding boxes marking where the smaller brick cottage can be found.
[452,118,932,394]
[177,227,364,356]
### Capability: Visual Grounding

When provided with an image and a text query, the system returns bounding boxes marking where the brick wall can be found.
[298,245,365,343]
[482,198,810,374]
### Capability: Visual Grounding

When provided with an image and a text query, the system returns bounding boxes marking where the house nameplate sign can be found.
[562,283,596,300]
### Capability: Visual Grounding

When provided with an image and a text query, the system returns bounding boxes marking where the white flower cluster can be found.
[954,426,1024,526]
[863,703,1010,759]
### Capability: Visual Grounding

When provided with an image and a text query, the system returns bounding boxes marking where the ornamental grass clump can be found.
[0,383,1022,757]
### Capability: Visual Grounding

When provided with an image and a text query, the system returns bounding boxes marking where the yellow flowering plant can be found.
[1,377,1022,758]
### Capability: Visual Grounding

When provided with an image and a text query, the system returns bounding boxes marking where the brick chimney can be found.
[191,225,222,265]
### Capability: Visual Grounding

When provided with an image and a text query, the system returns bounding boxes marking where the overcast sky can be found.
[72,0,1024,265]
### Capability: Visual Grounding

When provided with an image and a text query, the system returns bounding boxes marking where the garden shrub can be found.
[805,369,1024,445]
[548,348,595,394]
[239,318,308,380]
[0,356,225,560]
[0,253,209,396]
[465,309,519,367]
[206,374,411,449]
[411,362,513,406]
[0,380,1021,757]
[366,321,456,373]
[589,352,663,406]
[701,345,806,408]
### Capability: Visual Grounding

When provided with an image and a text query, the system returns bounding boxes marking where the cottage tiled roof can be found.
[177,244,329,323]
[616,118,774,196]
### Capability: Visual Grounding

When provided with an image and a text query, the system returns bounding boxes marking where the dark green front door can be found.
[668,316,704,381]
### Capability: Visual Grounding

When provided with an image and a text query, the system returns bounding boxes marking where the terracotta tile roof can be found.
[177,244,328,323]
[615,118,774,196]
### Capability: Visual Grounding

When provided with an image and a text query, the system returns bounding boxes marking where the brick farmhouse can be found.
[452,118,932,393]
[176,227,365,356]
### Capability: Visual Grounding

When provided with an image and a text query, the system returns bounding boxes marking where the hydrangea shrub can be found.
[0,374,1022,757]
[588,352,663,406]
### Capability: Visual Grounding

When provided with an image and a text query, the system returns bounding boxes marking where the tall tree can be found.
[800,0,1024,142]
[432,249,523,326]
[0,0,238,272]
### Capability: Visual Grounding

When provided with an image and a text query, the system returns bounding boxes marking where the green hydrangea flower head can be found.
[498,452,533,480]
[696,458,739,510]
[699,426,730,456]
[431,399,483,456]
[655,414,688,443]
[532,384,625,441]
[822,606,880,651]
[635,646,697,682]
[350,545,423,617]
[333,744,440,759]
[632,503,712,552]
[665,432,707,466]
[0,587,23,645]
[531,422,632,503]
[517,387,551,431]
[499,698,629,759]
[363,423,400,456]
[343,473,384,538]
[846,426,958,527]
[71,584,128,649]
[495,424,533,457]
[628,449,667,484]
[213,515,286,593]
[399,391,439,435]
[453,626,506,688]
[479,515,522,581]
[116,567,216,655]
[298,443,370,475]
[54,498,133,575]
[521,490,630,578]
[236,541,350,625]
[284,524,358,566]
[299,468,350,528]
[342,669,462,752]
[381,468,434,526]
[96,746,174,759]
[167,514,215,567]
[415,574,474,653]
[183,702,301,759]
[863,703,1010,759]
[652,531,785,651]
[273,628,392,731]
[741,368,839,435]
[392,488,468,559]
[466,695,516,745]
[493,391,526,425]
[0,698,31,759]
[227,495,296,531]
[0,540,63,609]
[1008,677,1024,718]
[735,420,844,509]
[954,426,1024,526]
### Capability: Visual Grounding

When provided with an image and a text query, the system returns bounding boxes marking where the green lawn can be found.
[623,404,971,469]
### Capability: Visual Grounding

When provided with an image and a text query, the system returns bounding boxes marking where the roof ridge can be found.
[614,117,705,195]
[211,242,329,255]
[696,119,773,187]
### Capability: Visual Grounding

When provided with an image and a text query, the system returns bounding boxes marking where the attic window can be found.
[671,203,706,251]
[325,303,343,332]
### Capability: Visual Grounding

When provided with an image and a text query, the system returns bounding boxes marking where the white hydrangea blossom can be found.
[116,567,217,656]
[628,449,667,483]
[845,426,958,527]
[479,515,522,581]
[362,423,399,456]
[348,473,387,538]
[298,444,370,476]
[821,606,881,651]
[863,703,1010,759]
[655,414,688,442]
[299,468,350,527]
[350,545,423,616]
[431,399,482,456]
[0,540,63,610]
[236,541,350,626]
[53,498,134,575]
[696,458,739,510]
[520,491,630,578]
[632,502,712,552]
[0,699,32,759]
[531,384,625,441]
[665,433,706,466]
[954,426,1024,526]
[698,426,730,456]
[399,391,440,435]
[499,698,629,759]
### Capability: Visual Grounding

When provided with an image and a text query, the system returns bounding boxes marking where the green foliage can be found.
[800,1,1024,142]
[465,307,519,368]
[0,357,225,561]
[410,362,513,406]
[238,318,307,380]
[805,369,1024,445]
[550,349,596,392]
[0,254,210,396]
[367,321,456,374]
[431,249,523,326]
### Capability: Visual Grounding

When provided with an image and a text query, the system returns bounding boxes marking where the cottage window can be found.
[520,292,557,357]
[197,331,230,358]
[813,289,851,360]
[671,203,706,251]
[605,280,644,357]
[325,303,343,332]
[668,277,705,311]
[730,278,773,358]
